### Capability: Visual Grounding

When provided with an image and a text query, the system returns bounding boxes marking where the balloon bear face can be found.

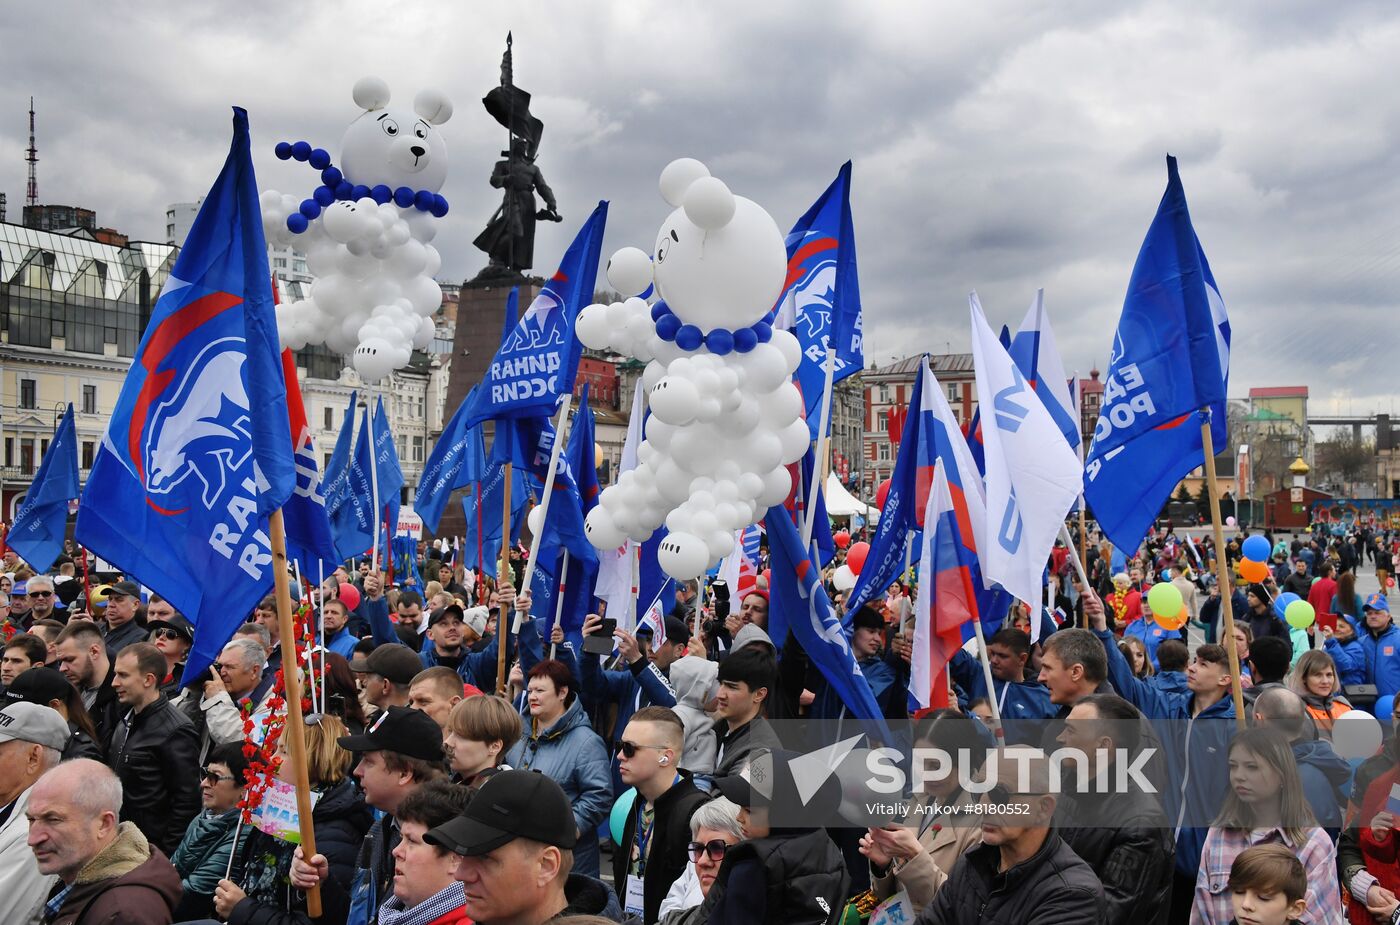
[339,79,453,193]
[652,197,787,332]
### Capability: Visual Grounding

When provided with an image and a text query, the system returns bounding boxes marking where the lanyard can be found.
[633,775,680,875]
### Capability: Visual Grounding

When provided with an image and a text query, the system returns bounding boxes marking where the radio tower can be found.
[25,97,38,208]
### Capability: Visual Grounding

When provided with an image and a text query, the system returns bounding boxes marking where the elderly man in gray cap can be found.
[0,702,68,923]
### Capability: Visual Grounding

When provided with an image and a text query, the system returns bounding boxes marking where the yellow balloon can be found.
[594,443,605,469]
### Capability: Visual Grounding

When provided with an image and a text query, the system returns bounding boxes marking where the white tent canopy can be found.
[824,473,878,520]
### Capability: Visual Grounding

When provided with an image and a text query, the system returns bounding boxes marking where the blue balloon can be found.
[1274,592,1301,621]
[320,166,343,187]
[650,300,671,322]
[655,314,681,341]
[308,148,331,170]
[675,324,703,351]
[334,181,354,201]
[274,142,293,160]
[393,186,415,208]
[733,327,759,353]
[706,328,735,356]
[298,199,321,220]
[313,186,335,207]
[639,283,655,300]
[350,185,371,201]
[290,141,312,162]
[609,788,637,845]
[1242,535,1271,562]
[414,190,436,211]
[430,194,449,218]
[286,213,309,234]
[754,321,773,343]
[1376,695,1395,721]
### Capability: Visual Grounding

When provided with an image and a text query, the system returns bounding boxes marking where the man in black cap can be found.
[426,768,624,923]
[100,580,147,658]
[351,643,425,713]
[290,704,447,924]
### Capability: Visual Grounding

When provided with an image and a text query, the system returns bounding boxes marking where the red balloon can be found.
[761,569,771,588]
[847,541,871,575]
[876,479,892,510]
[833,530,851,549]
[336,582,361,612]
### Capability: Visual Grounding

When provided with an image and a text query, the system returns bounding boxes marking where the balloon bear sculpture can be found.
[260,76,453,383]
[576,158,808,580]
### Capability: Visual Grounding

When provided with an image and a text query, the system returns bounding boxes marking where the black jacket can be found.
[703,827,850,925]
[62,722,103,762]
[86,665,124,753]
[1058,786,1174,925]
[613,774,709,923]
[713,716,784,777]
[914,830,1106,925]
[106,693,202,855]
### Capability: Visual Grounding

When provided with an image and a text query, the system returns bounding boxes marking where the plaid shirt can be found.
[1191,826,1345,925]
[43,883,74,923]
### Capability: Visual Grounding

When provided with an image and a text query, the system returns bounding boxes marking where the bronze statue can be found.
[473,34,562,280]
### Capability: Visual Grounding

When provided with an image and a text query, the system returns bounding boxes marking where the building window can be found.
[3,437,11,467]
[877,443,891,462]
[324,407,335,430]
[20,378,37,409]
[947,383,959,402]
[879,385,891,404]
[412,435,424,463]
[20,440,35,474]
[273,258,288,268]
[82,441,95,469]
[82,384,97,414]
[325,452,334,470]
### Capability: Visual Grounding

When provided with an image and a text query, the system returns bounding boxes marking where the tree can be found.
[1175,483,1194,503]
[1314,427,1375,494]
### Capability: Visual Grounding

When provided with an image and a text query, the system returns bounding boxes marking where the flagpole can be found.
[549,549,569,660]
[268,509,322,916]
[1201,413,1247,729]
[801,344,837,548]
[476,482,486,604]
[317,559,326,707]
[970,616,1003,743]
[495,461,512,696]
[368,405,381,574]
[516,397,574,633]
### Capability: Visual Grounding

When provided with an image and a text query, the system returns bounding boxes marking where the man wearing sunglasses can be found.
[612,706,709,923]
[912,747,1105,925]
[24,576,58,625]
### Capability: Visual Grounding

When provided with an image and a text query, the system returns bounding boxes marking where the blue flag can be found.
[463,448,531,579]
[416,387,486,535]
[75,108,293,678]
[373,397,405,544]
[280,351,339,580]
[467,204,608,427]
[779,162,864,440]
[324,393,375,561]
[391,534,424,589]
[10,404,79,572]
[1084,156,1230,552]
[765,501,892,742]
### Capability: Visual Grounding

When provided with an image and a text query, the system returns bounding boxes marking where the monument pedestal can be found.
[435,275,542,541]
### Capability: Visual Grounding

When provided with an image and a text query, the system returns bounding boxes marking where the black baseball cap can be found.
[4,666,74,708]
[109,580,142,600]
[424,769,577,856]
[337,705,443,762]
[348,644,423,685]
[636,616,692,646]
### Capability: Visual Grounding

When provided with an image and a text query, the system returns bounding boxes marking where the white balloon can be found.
[665,507,693,535]
[743,431,783,473]
[738,344,788,392]
[777,418,813,464]
[832,564,856,592]
[770,327,803,373]
[658,531,710,579]
[624,312,653,346]
[607,246,654,296]
[737,471,765,500]
[527,505,545,538]
[757,466,792,507]
[729,397,761,435]
[649,376,700,425]
[642,360,667,392]
[645,418,676,450]
[704,529,735,560]
[691,510,719,537]
[683,176,736,231]
[659,158,711,208]
[759,383,803,428]
[585,506,626,550]
[689,477,716,496]
[576,304,612,350]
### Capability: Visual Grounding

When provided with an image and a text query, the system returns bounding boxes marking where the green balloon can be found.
[1147,582,1184,618]
[1285,600,1316,629]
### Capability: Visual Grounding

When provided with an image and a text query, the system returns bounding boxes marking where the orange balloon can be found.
[1239,559,1269,583]
[1154,610,1188,631]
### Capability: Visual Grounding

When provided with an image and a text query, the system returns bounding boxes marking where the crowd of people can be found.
[1,522,1399,925]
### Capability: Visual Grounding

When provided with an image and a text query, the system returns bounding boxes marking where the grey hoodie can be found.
[669,655,719,774]
[732,623,776,654]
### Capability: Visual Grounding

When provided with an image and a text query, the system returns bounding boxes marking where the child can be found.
[1229,843,1308,925]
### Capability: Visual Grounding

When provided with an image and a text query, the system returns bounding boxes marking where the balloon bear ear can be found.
[353,76,392,111]
[683,176,736,231]
[659,158,711,208]
[413,88,454,125]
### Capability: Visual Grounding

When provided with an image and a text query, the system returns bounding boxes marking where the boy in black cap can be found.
[426,768,624,923]
[290,704,446,924]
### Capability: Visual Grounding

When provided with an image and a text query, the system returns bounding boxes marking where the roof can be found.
[1,219,177,299]
[1078,376,1104,395]
[866,353,974,379]
[1249,386,1309,399]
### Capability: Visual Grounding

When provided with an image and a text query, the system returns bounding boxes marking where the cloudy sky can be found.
[2,1,1397,416]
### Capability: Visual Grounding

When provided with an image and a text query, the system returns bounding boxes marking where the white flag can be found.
[594,386,646,619]
[969,293,1083,608]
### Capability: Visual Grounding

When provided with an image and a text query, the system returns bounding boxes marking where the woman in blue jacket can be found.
[1322,615,1366,686]
[505,658,613,878]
